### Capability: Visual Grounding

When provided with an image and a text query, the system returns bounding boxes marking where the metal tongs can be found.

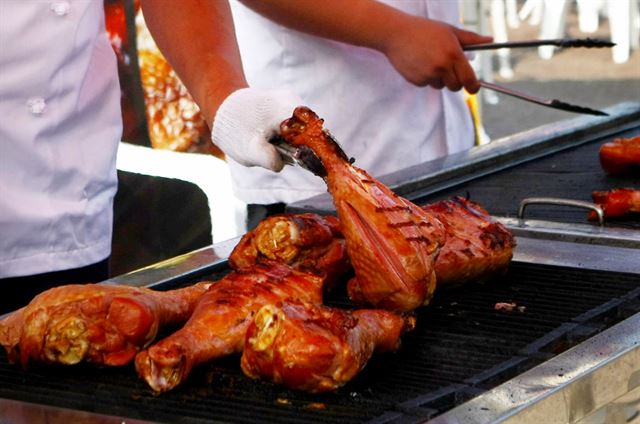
[463,37,615,51]
[463,37,614,116]
[478,80,608,116]
[269,135,327,176]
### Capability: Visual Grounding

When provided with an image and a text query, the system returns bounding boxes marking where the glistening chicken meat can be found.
[241,299,415,393]
[589,188,640,220]
[135,261,326,393]
[229,213,350,289]
[599,136,640,176]
[279,107,445,312]
[234,199,516,290]
[422,196,516,286]
[0,282,211,367]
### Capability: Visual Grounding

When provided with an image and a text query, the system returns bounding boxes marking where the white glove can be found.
[212,88,303,172]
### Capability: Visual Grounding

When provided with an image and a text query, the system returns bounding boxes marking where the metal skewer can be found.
[464,37,615,51]
[479,80,609,116]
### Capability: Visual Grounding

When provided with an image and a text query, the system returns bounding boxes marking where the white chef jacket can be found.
[0,1,122,278]
[228,0,475,204]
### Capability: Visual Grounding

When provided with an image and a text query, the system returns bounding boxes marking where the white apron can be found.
[228,0,474,204]
[0,1,122,278]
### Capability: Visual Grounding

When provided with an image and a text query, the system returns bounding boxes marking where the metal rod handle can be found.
[518,197,605,226]
[464,37,615,51]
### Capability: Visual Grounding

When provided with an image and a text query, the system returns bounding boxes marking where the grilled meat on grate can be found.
[422,196,516,287]
[229,213,350,290]
[599,136,640,176]
[0,282,211,367]
[589,188,640,220]
[134,261,327,393]
[241,299,415,393]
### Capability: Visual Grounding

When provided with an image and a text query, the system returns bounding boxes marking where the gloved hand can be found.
[212,88,303,172]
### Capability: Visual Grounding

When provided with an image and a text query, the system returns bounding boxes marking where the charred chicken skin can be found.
[241,299,415,393]
[422,196,516,286]
[229,213,350,289]
[279,107,445,312]
[589,188,640,220]
[135,261,326,393]
[599,136,640,176]
[0,282,211,367]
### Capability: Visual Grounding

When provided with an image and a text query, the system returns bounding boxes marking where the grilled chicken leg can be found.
[0,282,211,367]
[422,196,516,286]
[599,136,640,176]
[135,261,326,393]
[241,299,415,393]
[279,107,445,312]
[229,213,350,289]
[589,188,640,220]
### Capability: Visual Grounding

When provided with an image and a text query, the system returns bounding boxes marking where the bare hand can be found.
[381,17,492,93]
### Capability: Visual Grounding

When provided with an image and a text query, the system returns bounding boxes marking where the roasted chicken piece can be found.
[0,282,211,367]
[422,196,516,286]
[229,213,350,288]
[279,107,445,312]
[241,299,415,393]
[589,188,640,220]
[599,136,640,176]
[135,261,326,393]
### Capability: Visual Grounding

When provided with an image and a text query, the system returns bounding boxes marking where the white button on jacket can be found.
[50,1,70,16]
[0,1,122,278]
[26,97,46,115]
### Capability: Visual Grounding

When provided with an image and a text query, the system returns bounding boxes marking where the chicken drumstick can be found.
[279,107,445,312]
[0,282,211,367]
[241,299,415,393]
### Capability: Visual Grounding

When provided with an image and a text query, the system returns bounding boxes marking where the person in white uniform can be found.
[0,0,273,313]
[219,0,493,227]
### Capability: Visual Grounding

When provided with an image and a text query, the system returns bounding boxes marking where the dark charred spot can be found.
[405,236,431,243]
[480,223,516,248]
[387,221,415,228]
[375,206,413,213]
[460,248,474,258]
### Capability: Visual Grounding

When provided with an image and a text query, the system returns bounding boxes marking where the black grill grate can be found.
[1,262,639,423]
[414,134,640,229]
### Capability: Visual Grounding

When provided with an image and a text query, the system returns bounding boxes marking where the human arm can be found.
[139,0,246,128]
[239,0,492,93]
[139,0,301,171]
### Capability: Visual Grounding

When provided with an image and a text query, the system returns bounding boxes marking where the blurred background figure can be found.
[533,0,639,63]
[490,0,519,79]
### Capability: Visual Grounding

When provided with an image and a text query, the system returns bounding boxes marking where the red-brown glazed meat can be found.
[0,282,211,367]
[599,136,640,176]
[589,188,640,220]
[135,261,326,393]
[422,196,516,286]
[229,213,350,289]
[279,107,445,312]
[240,299,415,393]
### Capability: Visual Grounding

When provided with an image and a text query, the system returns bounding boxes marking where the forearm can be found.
[240,0,491,92]
[140,0,248,127]
[239,0,408,54]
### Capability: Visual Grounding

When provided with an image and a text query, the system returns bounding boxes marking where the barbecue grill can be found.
[1,102,639,424]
